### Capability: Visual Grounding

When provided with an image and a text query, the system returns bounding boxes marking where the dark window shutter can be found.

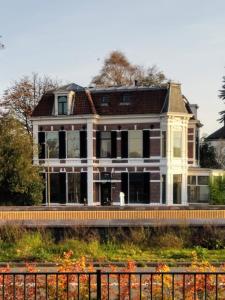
[96,131,101,158]
[59,131,66,159]
[111,131,117,158]
[38,132,45,159]
[121,131,128,158]
[59,173,66,203]
[143,130,150,158]
[80,172,87,203]
[121,172,128,204]
[80,131,87,158]
[144,172,150,203]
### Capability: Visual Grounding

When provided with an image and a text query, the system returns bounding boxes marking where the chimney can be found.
[190,104,199,119]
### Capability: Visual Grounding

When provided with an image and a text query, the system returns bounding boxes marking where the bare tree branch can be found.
[1,73,60,134]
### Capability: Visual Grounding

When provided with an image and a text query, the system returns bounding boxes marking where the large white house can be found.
[31,81,221,206]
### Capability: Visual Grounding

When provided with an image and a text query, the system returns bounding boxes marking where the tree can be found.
[0,116,44,205]
[209,175,225,204]
[0,35,4,49]
[200,139,220,169]
[91,50,167,87]
[213,140,225,169]
[1,73,60,134]
[219,75,225,122]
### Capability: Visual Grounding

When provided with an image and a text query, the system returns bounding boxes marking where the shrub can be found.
[14,230,53,261]
[151,232,184,249]
[209,175,225,204]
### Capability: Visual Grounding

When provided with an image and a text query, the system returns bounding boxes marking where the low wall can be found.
[0,206,224,226]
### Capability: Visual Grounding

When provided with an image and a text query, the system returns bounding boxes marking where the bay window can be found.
[173,131,182,157]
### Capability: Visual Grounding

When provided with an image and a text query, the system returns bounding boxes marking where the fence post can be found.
[97,269,102,300]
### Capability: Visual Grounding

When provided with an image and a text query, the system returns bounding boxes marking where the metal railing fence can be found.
[0,270,225,299]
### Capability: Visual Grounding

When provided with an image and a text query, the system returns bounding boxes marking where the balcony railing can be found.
[0,270,225,299]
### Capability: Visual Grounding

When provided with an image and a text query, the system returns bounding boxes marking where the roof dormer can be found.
[53,83,83,116]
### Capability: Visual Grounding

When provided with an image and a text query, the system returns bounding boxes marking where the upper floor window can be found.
[101,96,109,106]
[67,131,80,158]
[173,131,182,157]
[46,132,59,158]
[120,94,131,105]
[100,131,111,158]
[128,130,143,158]
[58,96,67,115]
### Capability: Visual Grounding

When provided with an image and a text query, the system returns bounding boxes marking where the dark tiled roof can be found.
[31,82,192,117]
[32,93,54,117]
[73,90,96,115]
[92,89,167,115]
[207,126,225,140]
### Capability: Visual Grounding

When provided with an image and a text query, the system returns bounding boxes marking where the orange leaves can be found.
[0,254,225,299]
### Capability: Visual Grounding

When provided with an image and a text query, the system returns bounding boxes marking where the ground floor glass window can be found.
[188,175,209,203]
[173,174,182,204]
[68,173,81,203]
[121,172,150,204]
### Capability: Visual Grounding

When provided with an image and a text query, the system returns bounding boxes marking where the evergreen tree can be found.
[200,139,220,169]
[219,75,225,122]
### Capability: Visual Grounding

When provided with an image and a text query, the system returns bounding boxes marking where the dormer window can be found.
[101,96,109,106]
[58,96,67,115]
[120,94,131,105]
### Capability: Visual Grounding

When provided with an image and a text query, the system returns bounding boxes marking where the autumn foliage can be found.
[0,251,225,299]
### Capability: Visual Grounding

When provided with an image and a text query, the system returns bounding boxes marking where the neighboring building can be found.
[207,122,225,169]
[31,82,219,206]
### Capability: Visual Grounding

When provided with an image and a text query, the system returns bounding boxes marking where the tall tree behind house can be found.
[91,50,167,87]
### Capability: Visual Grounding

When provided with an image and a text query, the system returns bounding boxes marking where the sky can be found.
[0,0,225,135]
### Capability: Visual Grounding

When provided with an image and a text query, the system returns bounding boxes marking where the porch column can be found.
[87,120,94,205]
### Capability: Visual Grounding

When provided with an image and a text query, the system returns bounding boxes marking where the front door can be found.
[101,182,111,205]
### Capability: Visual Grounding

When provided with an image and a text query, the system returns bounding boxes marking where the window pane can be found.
[162,175,166,204]
[188,176,196,185]
[68,173,81,203]
[49,173,66,203]
[188,186,198,203]
[46,132,59,158]
[122,95,131,103]
[58,96,67,115]
[67,131,80,158]
[173,131,182,157]
[101,96,109,105]
[100,132,111,158]
[197,186,209,202]
[128,130,143,158]
[173,174,182,204]
[198,176,209,185]
[129,173,149,204]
